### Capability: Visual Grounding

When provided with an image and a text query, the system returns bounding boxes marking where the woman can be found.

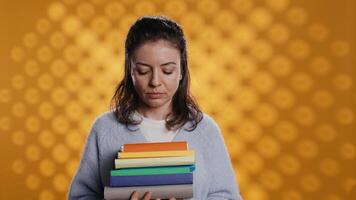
[68,16,243,200]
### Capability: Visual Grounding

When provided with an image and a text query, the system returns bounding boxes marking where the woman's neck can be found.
[137,103,172,120]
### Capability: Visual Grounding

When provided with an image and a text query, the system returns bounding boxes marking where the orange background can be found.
[0,0,355,199]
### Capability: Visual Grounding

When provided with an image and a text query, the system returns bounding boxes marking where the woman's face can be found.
[131,40,182,111]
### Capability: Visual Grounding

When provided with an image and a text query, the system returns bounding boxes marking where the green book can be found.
[111,165,195,176]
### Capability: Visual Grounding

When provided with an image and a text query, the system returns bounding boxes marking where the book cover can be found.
[111,165,195,176]
[110,173,193,187]
[114,155,195,169]
[118,150,195,159]
[121,141,188,152]
[104,184,193,200]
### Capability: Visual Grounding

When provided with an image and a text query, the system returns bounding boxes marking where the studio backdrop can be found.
[0,0,355,199]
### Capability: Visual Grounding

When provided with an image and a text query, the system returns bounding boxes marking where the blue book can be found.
[110,173,193,187]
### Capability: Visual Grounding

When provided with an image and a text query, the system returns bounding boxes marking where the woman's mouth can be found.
[146,92,164,99]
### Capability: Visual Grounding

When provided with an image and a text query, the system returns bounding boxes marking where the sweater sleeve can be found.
[67,122,104,200]
[205,117,243,200]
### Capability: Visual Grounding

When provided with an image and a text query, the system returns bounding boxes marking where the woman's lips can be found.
[146,93,164,99]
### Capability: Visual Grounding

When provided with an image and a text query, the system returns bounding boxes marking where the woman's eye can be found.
[163,71,173,75]
[138,71,149,75]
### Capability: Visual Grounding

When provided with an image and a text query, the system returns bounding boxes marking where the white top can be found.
[136,112,179,142]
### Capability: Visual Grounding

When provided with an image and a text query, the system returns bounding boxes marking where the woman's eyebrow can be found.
[135,61,177,67]
[160,61,177,66]
[135,62,151,67]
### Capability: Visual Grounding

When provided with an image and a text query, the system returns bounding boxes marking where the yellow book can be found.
[118,150,195,159]
[115,155,195,169]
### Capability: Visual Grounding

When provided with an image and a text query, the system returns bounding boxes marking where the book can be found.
[118,150,195,159]
[114,155,195,169]
[121,141,188,152]
[110,173,193,187]
[104,184,193,200]
[111,165,195,176]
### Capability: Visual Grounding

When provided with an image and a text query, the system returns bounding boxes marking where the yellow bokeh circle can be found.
[241,151,264,174]
[12,159,26,174]
[50,31,68,49]
[25,144,41,161]
[25,115,41,133]
[274,121,298,142]
[277,154,300,175]
[314,124,336,142]
[51,87,69,106]
[105,2,125,20]
[38,130,56,148]
[38,101,55,120]
[319,158,340,176]
[11,74,27,90]
[270,87,295,109]
[11,101,27,118]
[25,88,41,104]
[24,60,40,77]
[52,173,70,192]
[48,2,67,21]
[297,139,319,159]
[256,136,280,158]
[259,169,283,191]
[36,18,52,35]
[26,174,41,190]
[39,159,56,177]
[12,130,26,146]
[65,129,84,151]
[77,2,95,20]
[299,174,320,192]
[51,115,70,135]
[23,32,39,48]
[39,189,55,200]
[52,144,71,163]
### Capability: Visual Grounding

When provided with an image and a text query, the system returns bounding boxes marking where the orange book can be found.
[121,141,188,152]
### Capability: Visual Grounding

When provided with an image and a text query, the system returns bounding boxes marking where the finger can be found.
[130,191,139,200]
[142,191,152,200]
[169,198,176,200]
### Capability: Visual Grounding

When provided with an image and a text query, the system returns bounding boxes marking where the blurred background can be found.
[0,0,355,199]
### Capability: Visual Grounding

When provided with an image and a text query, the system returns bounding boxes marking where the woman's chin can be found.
[143,99,170,108]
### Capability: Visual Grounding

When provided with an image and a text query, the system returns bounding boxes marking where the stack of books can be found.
[104,141,195,200]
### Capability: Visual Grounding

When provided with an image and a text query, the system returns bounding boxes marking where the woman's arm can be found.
[67,124,104,200]
[205,117,244,200]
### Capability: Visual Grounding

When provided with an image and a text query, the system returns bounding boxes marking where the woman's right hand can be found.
[130,191,152,200]
[130,191,176,200]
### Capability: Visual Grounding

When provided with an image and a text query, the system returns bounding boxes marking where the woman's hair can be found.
[110,16,203,131]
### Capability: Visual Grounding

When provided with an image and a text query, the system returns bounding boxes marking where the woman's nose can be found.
[149,71,161,87]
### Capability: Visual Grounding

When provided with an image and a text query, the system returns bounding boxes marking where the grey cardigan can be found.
[68,111,243,200]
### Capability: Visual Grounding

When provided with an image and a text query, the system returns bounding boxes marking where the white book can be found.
[104,184,193,200]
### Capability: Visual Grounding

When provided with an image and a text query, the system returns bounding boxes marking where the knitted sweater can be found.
[68,111,243,200]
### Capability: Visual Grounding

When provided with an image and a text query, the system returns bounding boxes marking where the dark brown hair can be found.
[110,16,203,131]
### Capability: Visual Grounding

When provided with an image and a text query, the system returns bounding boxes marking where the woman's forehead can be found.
[132,40,180,61]
[136,39,178,51]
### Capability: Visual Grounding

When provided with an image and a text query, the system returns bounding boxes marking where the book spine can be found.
[104,184,193,200]
[118,150,195,159]
[110,173,193,187]
[111,165,195,176]
[123,141,188,152]
[114,156,195,169]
